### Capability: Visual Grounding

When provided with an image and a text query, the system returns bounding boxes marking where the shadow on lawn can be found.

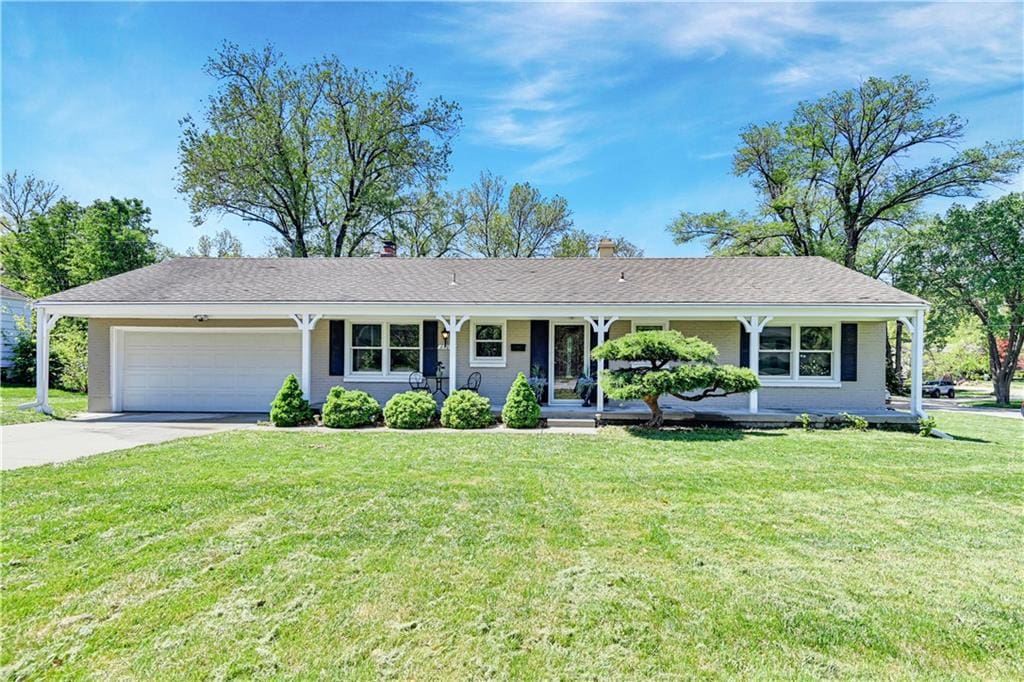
[623,426,784,442]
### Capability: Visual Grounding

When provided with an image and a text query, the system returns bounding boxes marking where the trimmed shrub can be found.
[321,386,381,429]
[841,412,869,431]
[270,373,312,427]
[441,390,493,429]
[502,372,541,428]
[918,415,937,437]
[383,390,437,429]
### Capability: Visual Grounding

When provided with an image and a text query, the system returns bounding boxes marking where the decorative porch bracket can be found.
[584,315,619,413]
[290,313,323,401]
[19,307,63,414]
[436,314,471,393]
[736,314,773,414]
[898,310,926,417]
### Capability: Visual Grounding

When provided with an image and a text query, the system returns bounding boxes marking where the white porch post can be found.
[436,314,470,393]
[585,315,618,413]
[290,313,322,401]
[737,314,772,414]
[30,307,61,414]
[900,311,926,417]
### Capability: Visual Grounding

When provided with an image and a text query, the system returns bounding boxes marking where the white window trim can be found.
[631,319,669,333]
[345,320,423,379]
[758,322,840,387]
[470,320,507,368]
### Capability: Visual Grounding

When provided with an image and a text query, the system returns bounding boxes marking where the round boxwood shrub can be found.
[270,373,313,427]
[321,386,381,429]
[383,390,438,429]
[440,390,494,429]
[502,372,541,428]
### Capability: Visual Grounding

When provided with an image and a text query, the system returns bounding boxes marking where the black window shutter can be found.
[739,323,750,368]
[589,326,599,376]
[530,320,549,404]
[423,320,438,376]
[840,323,858,382]
[329,320,345,376]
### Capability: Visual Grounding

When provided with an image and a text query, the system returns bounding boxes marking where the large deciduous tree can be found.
[1,171,60,234]
[899,193,1024,405]
[177,43,460,258]
[461,171,576,258]
[591,330,759,427]
[668,76,1023,272]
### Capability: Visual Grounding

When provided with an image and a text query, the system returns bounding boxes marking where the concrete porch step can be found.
[546,418,596,429]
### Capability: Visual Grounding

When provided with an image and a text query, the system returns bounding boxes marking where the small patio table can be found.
[431,371,447,399]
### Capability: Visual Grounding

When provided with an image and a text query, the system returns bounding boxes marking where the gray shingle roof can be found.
[1,285,31,302]
[38,256,925,306]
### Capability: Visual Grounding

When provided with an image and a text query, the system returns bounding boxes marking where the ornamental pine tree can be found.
[269,373,312,427]
[591,330,759,427]
[502,372,541,428]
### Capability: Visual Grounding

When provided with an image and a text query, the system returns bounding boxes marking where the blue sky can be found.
[3,2,1022,256]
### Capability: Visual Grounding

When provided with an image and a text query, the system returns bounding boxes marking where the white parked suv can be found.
[922,379,956,399]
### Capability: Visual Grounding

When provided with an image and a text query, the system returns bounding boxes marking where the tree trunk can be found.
[993,372,1012,406]
[642,395,664,428]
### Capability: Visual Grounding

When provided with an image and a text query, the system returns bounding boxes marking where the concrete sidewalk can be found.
[1,412,258,470]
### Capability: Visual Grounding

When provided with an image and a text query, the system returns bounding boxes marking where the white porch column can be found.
[29,307,61,414]
[585,315,618,414]
[290,313,322,401]
[900,311,926,417]
[737,314,772,414]
[436,314,470,393]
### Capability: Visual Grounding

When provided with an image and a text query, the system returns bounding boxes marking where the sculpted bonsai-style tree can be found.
[591,330,759,428]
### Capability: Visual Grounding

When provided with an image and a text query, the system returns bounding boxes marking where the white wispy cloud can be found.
[434,2,1022,180]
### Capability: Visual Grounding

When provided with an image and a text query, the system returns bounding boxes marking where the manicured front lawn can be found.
[964,399,1022,410]
[0,386,87,424]
[2,414,1021,678]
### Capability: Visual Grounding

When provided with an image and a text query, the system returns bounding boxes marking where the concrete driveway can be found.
[2,413,258,470]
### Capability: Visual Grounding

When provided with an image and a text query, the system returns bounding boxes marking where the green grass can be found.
[0,386,87,425]
[2,414,1022,678]
[963,399,1022,410]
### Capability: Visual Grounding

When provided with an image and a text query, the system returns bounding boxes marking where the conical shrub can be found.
[502,372,541,428]
[269,373,312,427]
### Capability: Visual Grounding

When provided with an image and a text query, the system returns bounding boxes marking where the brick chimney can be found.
[380,240,397,257]
[597,238,616,258]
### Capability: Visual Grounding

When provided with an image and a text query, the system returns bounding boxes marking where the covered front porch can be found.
[27,301,928,419]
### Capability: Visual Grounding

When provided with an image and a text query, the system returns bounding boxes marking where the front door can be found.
[551,323,588,402]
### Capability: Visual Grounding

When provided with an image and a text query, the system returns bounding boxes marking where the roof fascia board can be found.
[38,301,929,319]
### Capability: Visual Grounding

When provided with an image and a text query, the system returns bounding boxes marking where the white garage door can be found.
[120,330,301,412]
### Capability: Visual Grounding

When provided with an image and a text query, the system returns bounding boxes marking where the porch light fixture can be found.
[193,314,209,322]
[441,328,450,348]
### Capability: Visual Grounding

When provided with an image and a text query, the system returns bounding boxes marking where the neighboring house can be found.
[29,241,930,417]
[1,285,32,373]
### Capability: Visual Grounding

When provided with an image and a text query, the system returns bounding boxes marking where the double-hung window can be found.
[758,324,836,382]
[350,322,421,376]
[471,322,506,367]
[388,324,421,374]
[351,323,384,373]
